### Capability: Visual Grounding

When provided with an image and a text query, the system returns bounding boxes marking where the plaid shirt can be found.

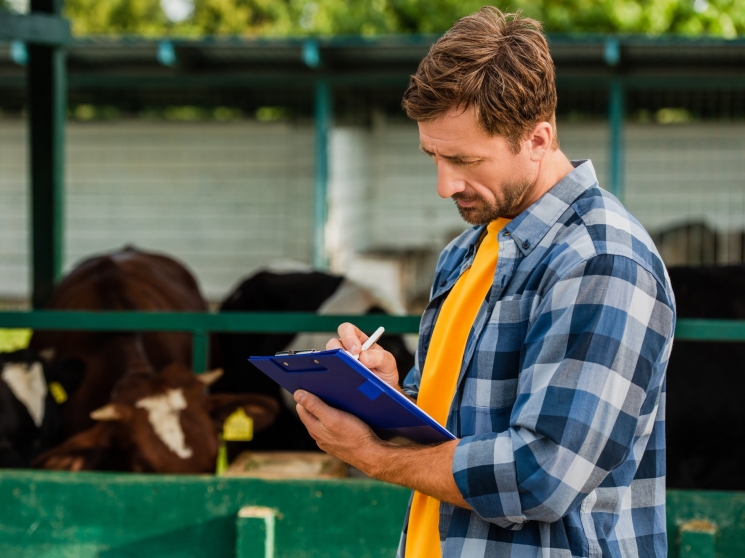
[398,160,675,558]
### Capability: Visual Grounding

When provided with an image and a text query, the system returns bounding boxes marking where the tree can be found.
[59,0,744,38]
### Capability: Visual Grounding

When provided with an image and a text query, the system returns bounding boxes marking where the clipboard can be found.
[248,348,455,445]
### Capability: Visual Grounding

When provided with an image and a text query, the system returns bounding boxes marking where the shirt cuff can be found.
[452,431,526,529]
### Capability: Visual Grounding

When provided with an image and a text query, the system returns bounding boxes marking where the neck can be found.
[507,150,575,218]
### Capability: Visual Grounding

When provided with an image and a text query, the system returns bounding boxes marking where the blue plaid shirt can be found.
[398,160,675,558]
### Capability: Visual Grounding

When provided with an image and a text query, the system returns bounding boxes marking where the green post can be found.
[312,79,331,270]
[236,506,277,558]
[608,77,625,201]
[28,0,66,308]
[191,330,209,373]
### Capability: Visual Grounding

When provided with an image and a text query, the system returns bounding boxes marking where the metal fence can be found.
[0,36,744,336]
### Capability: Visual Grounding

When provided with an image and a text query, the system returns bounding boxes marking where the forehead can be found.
[418,107,504,154]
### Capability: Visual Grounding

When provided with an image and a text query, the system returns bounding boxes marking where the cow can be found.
[30,246,211,437]
[213,268,416,451]
[666,265,745,490]
[0,349,78,467]
[28,246,279,473]
[33,361,279,473]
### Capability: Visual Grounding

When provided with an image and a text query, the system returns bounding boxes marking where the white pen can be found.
[349,326,385,360]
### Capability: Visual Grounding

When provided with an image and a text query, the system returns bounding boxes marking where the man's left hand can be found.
[294,389,385,476]
[294,389,470,509]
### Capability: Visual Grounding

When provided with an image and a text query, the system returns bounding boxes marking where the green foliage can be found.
[65,0,170,34]
[63,0,745,37]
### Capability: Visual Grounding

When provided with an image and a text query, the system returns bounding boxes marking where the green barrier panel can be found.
[0,470,410,558]
[0,471,743,557]
[667,490,745,558]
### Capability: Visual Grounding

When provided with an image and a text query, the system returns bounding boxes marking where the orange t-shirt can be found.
[405,218,510,557]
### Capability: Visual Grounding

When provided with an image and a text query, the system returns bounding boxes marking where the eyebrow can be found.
[419,144,481,164]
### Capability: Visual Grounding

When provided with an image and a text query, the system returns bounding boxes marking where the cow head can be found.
[34,363,279,473]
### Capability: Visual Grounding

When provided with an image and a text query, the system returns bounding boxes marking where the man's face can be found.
[418,107,538,225]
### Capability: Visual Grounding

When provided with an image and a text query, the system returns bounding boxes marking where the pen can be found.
[350,326,385,360]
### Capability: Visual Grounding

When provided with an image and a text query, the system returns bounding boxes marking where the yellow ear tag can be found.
[223,407,254,442]
[49,382,68,404]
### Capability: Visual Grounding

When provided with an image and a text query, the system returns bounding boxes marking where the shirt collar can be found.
[434,160,599,298]
[503,159,598,256]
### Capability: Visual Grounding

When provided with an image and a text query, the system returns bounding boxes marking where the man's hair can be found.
[402,7,558,153]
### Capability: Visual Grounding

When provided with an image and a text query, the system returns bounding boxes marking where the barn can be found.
[0,4,744,556]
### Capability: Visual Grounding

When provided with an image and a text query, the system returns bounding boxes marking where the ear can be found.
[527,121,554,161]
[90,403,132,422]
[38,348,56,363]
[196,368,224,386]
[204,393,280,433]
[45,357,87,396]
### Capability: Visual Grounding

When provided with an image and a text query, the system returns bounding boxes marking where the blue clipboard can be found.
[248,348,455,445]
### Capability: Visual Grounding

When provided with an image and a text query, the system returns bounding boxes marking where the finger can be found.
[337,322,367,354]
[358,346,397,371]
[326,338,343,350]
[294,390,335,423]
[296,403,321,434]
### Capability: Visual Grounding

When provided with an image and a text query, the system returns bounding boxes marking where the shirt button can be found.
[504,232,511,237]
[522,240,530,249]
[440,280,447,287]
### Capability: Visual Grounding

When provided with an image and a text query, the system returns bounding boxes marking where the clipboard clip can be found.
[274,349,317,356]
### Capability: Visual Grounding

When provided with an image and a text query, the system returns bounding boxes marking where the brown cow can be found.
[29,246,279,473]
[33,362,278,473]
[31,246,211,437]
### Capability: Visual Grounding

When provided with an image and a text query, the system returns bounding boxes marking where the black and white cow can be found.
[0,349,84,468]
[666,265,745,490]
[212,268,416,451]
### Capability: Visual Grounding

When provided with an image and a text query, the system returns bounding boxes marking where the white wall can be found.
[0,117,743,302]
[0,119,315,300]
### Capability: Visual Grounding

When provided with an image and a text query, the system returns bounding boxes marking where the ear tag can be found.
[223,407,254,442]
[49,381,68,404]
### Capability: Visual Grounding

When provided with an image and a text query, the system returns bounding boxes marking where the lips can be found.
[453,196,479,208]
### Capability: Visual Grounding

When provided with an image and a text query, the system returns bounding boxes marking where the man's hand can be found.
[294,389,385,476]
[326,322,400,389]
[294,389,470,509]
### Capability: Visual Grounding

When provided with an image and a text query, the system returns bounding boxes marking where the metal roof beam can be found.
[0,10,70,46]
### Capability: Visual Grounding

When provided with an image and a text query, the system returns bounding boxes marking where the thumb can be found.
[294,390,328,420]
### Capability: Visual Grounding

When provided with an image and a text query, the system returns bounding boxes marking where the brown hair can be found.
[402,7,558,153]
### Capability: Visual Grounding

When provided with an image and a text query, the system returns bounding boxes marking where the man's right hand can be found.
[326,322,400,389]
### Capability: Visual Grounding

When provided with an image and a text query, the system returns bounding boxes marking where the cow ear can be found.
[90,403,132,422]
[39,348,56,363]
[204,393,280,433]
[196,368,223,386]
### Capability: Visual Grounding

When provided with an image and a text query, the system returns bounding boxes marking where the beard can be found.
[452,178,533,225]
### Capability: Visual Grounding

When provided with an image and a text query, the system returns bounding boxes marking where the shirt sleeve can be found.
[452,254,675,527]
[402,352,422,399]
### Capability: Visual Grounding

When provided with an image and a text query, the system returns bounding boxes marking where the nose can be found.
[436,160,466,199]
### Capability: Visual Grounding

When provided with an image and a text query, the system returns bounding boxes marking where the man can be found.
[294,7,675,557]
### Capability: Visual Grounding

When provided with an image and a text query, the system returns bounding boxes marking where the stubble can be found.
[452,178,533,225]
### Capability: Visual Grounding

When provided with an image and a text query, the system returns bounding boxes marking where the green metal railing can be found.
[0,312,740,373]
[0,312,422,372]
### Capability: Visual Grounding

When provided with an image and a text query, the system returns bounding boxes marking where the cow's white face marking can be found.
[1,362,47,427]
[135,389,193,459]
